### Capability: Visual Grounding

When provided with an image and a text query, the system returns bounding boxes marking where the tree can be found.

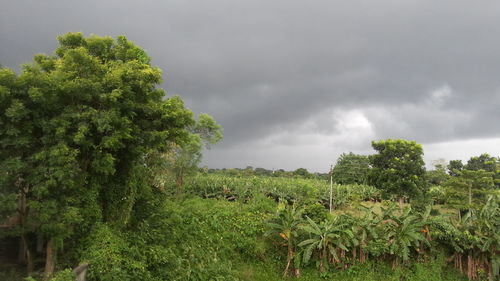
[465,153,497,172]
[448,160,464,176]
[273,169,294,178]
[160,113,222,187]
[426,159,450,185]
[331,152,370,185]
[368,139,427,202]
[0,32,195,277]
[293,168,311,178]
[444,169,495,212]
[496,160,500,188]
[464,154,499,189]
[254,167,273,176]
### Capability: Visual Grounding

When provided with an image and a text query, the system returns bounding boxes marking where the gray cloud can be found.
[1,0,500,171]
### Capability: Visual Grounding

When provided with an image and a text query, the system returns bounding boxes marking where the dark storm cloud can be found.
[2,0,500,170]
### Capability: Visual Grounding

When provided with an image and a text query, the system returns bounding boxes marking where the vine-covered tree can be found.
[0,32,195,277]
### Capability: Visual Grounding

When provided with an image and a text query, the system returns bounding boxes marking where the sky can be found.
[1,0,499,172]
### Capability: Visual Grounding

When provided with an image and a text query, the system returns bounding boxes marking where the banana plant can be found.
[461,195,500,280]
[299,215,354,272]
[477,196,500,281]
[414,205,448,255]
[353,205,381,263]
[266,203,304,277]
[381,206,429,269]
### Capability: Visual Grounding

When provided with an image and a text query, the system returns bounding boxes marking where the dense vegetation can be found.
[0,33,499,281]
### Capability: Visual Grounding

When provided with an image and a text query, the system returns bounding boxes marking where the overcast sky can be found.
[1,0,499,172]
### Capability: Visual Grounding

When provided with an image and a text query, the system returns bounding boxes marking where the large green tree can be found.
[444,169,495,212]
[0,32,194,277]
[293,168,311,178]
[368,139,427,201]
[331,152,370,185]
[465,153,499,188]
[448,159,464,177]
[465,153,497,172]
[449,154,499,187]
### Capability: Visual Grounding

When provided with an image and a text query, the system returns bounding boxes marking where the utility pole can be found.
[329,164,333,213]
[468,182,472,215]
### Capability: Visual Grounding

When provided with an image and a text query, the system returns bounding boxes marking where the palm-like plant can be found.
[266,203,304,277]
[414,205,449,256]
[299,215,354,272]
[353,205,381,263]
[459,195,500,280]
[381,206,429,269]
[476,196,500,280]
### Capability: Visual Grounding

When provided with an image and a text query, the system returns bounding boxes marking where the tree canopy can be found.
[443,169,495,212]
[331,152,370,185]
[368,139,427,200]
[0,32,196,276]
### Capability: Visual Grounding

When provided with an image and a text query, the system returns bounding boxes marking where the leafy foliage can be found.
[368,139,427,200]
[443,169,495,211]
[332,152,371,185]
[0,32,195,276]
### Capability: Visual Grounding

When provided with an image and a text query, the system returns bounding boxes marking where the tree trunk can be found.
[18,237,26,263]
[398,197,404,210]
[467,253,473,280]
[17,182,27,263]
[293,268,300,278]
[36,234,44,253]
[283,241,293,277]
[392,257,398,270]
[176,168,184,187]
[18,184,33,273]
[44,238,55,280]
[320,248,326,272]
[487,258,492,281]
[74,263,89,281]
[21,234,34,274]
[459,254,463,274]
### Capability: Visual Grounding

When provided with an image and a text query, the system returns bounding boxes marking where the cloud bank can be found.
[1,0,499,171]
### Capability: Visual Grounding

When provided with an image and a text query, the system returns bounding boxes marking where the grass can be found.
[235,260,469,281]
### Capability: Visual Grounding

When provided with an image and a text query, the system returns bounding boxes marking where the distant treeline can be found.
[204,166,330,180]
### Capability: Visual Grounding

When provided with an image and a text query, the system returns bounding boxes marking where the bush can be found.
[82,224,150,281]
[49,269,75,281]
